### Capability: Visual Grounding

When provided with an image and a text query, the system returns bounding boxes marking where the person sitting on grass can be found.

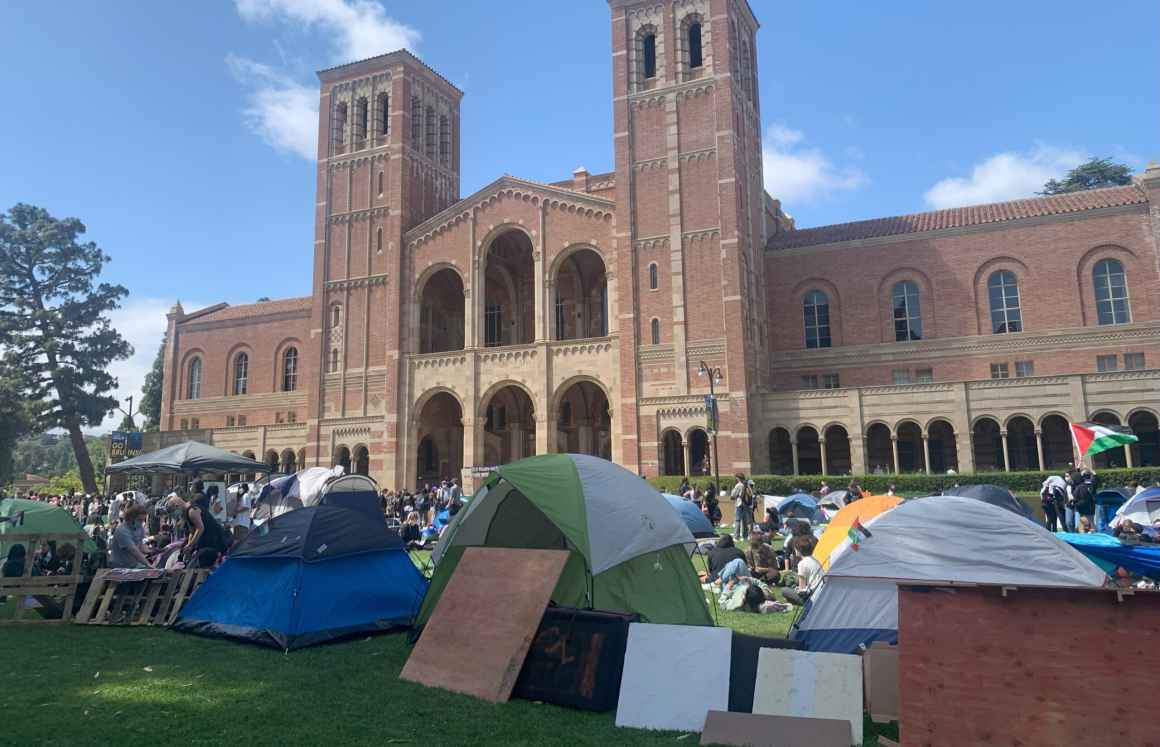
[745,530,780,584]
[758,506,780,535]
[401,511,424,550]
[738,583,792,615]
[782,535,822,606]
[700,534,745,584]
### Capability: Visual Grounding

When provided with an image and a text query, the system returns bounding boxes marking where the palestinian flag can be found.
[847,518,872,551]
[1070,421,1138,458]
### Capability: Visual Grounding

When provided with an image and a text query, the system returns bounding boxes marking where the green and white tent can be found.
[417,454,712,627]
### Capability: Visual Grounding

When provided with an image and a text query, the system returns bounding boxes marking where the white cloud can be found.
[923,145,1087,209]
[235,0,420,62]
[762,125,867,205]
[227,55,319,160]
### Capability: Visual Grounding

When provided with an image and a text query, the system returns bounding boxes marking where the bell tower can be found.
[609,0,767,476]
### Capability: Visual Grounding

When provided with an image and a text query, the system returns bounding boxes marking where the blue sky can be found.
[1,1,1156,425]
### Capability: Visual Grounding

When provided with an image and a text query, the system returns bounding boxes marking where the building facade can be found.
[159,0,1160,489]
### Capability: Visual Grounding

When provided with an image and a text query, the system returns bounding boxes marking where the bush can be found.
[649,466,1160,498]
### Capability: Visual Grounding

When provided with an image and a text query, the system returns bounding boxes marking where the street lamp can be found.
[698,361,723,503]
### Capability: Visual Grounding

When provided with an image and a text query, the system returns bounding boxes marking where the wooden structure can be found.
[73,567,209,627]
[0,531,86,624]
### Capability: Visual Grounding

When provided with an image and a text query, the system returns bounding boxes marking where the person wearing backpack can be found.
[1040,475,1066,532]
[732,475,755,540]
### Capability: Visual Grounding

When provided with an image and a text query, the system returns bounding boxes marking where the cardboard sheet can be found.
[862,641,899,723]
[401,547,568,703]
[699,710,852,747]
[728,633,806,713]
[752,649,863,745]
[615,623,732,732]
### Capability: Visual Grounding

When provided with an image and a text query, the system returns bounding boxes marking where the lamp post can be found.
[698,361,723,503]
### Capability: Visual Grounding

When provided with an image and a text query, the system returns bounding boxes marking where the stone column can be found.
[957,430,975,473]
[535,417,550,456]
[1125,443,1135,469]
[683,439,692,477]
[791,440,800,476]
[533,250,546,343]
[855,435,869,475]
[890,435,900,474]
[819,437,829,476]
[922,434,931,474]
[1000,430,1011,472]
[1035,428,1046,471]
[510,424,523,460]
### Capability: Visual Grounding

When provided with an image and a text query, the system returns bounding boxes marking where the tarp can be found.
[1059,531,1160,581]
[941,483,1034,519]
[813,495,902,569]
[791,496,1107,653]
[1110,487,1160,529]
[0,497,98,554]
[104,441,271,475]
[174,504,426,651]
[420,454,710,627]
[663,494,716,538]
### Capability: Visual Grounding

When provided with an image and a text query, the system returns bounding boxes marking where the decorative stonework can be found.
[325,274,390,291]
[412,353,468,369]
[637,344,674,363]
[480,347,537,364]
[551,339,614,357]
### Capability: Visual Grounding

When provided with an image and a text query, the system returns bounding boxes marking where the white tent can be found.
[791,495,1108,653]
[1110,487,1160,529]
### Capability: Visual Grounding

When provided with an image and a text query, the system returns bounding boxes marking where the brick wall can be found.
[898,585,1160,747]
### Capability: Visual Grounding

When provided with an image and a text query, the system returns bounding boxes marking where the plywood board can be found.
[615,623,732,732]
[752,649,863,746]
[400,547,568,703]
[699,710,852,747]
[863,641,899,723]
[728,633,806,713]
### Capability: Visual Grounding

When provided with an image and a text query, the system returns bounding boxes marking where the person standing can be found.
[168,489,228,568]
[1072,471,1096,531]
[732,475,754,540]
[1040,475,1066,532]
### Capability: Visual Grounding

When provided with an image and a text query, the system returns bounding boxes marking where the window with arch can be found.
[687,19,703,69]
[650,318,661,345]
[642,31,658,79]
[648,263,659,290]
[987,270,1022,333]
[803,289,831,349]
[282,347,298,392]
[377,171,384,196]
[376,227,383,254]
[329,348,340,373]
[1093,258,1131,325]
[354,97,368,141]
[187,357,202,400]
[376,92,389,135]
[330,304,342,328]
[891,280,923,341]
[424,106,436,159]
[233,352,249,396]
[410,96,422,148]
[333,101,348,146]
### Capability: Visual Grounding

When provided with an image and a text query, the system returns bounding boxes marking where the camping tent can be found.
[0,498,98,555]
[791,496,1106,653]
[663,494,716,538]
[1110,487,1160,529]
[1095,488,1132,530]
[813,495,902,569]
[104,442,271,476]
[252,468,380,523]
[941,483,1034,519]
[174,504,427,650]
[771,493,822,522]
[1059,531,1160,581]
[419,454,711,627]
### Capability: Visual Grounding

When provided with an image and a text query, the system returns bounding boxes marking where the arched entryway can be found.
[554,380,611,459]
[896,421,925,473]
[1041,414,1072,469]
[1130,411,1160,467]
[353,445,370,476]
[1006,416,1038,471]
[866,423,893,474]
[796,426,822,475]
[483,230,535,347]
[1091,412,1127,468]
[242,451,257,482]
[553,248,608,340]
[416,391,464,485]
[264,449,280,473]
[280,448,297,474]
[823,424,852,475]
[688,428,711,476]
[481,384,536,466]
[926,420,958,473]
[661,430,684,476]
[333,445,351,474]
[417,268,465,353]
[972,418,1003,471]
[769,428,793,474]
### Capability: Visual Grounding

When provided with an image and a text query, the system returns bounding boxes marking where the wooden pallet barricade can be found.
[74,567,209,626]
[0,532,86,624]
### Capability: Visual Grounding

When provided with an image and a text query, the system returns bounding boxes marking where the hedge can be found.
[648,467,1160,498]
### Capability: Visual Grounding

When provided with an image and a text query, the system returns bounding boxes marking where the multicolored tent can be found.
[813,495,902,569]
[420,454,711,627]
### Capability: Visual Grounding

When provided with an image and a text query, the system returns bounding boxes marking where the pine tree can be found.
[0,203,132,495]
[1041,157,1133,195]
[140,337,165,431]
[0,360,33,486]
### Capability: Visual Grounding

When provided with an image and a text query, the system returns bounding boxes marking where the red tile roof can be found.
[187,297,312,324]
[767,185,1147,251]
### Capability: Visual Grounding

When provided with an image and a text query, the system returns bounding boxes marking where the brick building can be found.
[159,0,1160,490]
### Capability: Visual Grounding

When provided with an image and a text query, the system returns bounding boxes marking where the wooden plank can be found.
[93,582,119,626]
[699,710,852,747]
[134,575,168,625]
[163,570,199,626]
[401,548,569,703]
[74,570,110,624]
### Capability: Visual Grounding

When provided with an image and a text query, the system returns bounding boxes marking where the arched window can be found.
[650,318,661,345]
[376,92,389,135]
[282,347,298,392]
[1093,258,1131,325]
[233,352,249,396]
[642,32,658,79]
[329,348,340,373]
[410,96,422,148]
[803,290,831,349]
[377,171,384,196]
[425,105,436,159]
[354,97,368,141]
[648,263,659,290]
[333,101,348,146]
[187,357,202,400]
[987,270,1022,333]
[376,227,383,254]
[891,280,923,341]
[331,304,342,328]
[688,21,703,69]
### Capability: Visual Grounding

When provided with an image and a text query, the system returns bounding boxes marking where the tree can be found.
[256,296,272,302]
[0,360,33,486]
[1041,157,1133,195]
[0,204,132,495]
[140,337,165,431]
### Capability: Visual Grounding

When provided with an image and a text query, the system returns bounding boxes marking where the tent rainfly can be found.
[104,442,272,476]
[420,454,712,627]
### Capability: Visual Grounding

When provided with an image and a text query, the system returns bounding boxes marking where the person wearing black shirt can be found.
[1072,472,1096,527]
[703,535,746,582]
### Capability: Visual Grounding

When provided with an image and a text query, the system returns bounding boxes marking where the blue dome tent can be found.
[175,504,427,651]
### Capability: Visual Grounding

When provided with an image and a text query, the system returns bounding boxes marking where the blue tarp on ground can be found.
[1058,532,1160,581]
